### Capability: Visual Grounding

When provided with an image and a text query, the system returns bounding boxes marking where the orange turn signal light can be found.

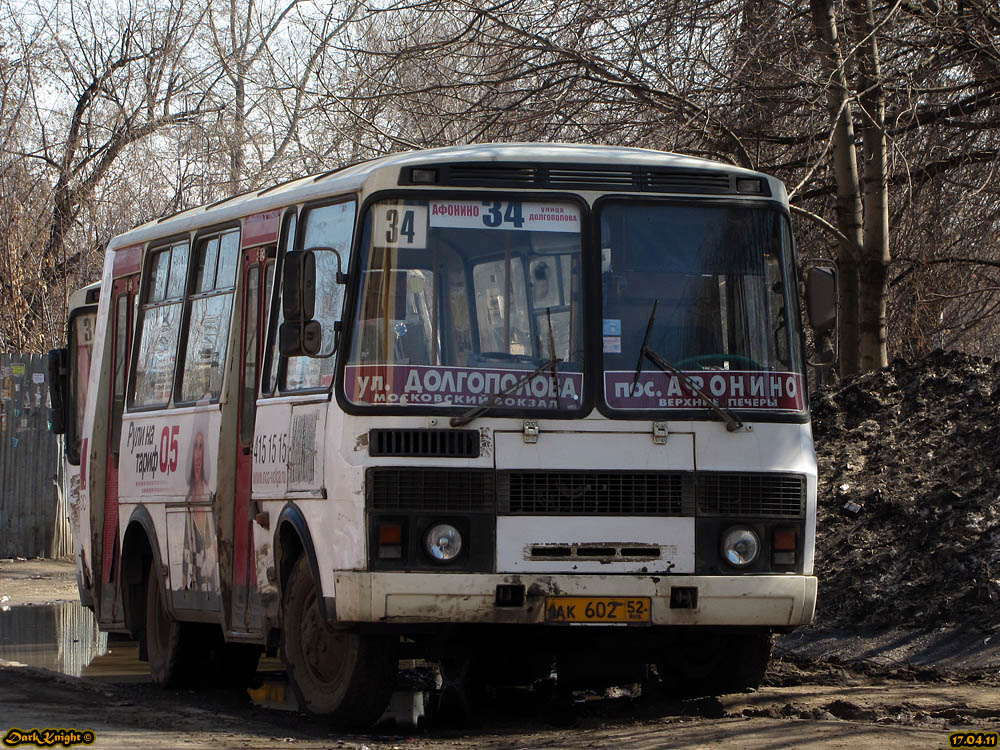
[378,523,403,545]
[773,528,797,551]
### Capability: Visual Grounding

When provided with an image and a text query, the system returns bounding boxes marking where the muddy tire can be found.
[657,630,773,699]
[144,560,205,687]
[432,656,487,725]
[281,556,397,725]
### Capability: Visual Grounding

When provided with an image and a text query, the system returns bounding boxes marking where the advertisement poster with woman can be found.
[121,409,221,603]
[181,423,217,593]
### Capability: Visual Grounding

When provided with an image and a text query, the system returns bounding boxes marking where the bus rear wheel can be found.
[281,557,397,725]
[145,559,205,687]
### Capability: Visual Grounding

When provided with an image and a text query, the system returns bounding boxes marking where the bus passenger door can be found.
[232,247,274,634]
[99,274,136,626]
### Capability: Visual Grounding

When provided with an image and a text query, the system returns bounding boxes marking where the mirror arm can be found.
[303,245,347,286]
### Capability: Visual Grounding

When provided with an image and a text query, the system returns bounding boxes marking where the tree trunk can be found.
[810,0,865,377]
[230,70,246,192]
[227,0,247,193]
[848,0,890,371]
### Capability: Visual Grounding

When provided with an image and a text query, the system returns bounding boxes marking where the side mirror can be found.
[282,250,316,323]
[279,320,323,357]
[805,266,837,333]
[47,347,68,435]
[803,264,838,368]
[279,246,346,358]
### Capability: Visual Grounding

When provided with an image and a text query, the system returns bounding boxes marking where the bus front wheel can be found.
[281,557,397,725]
[656,629,773,699]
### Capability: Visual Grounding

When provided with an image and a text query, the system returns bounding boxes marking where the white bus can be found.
[49,281,100,603]
[51,143,835,723]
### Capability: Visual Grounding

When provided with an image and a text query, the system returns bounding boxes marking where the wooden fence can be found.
[0,353,70,558]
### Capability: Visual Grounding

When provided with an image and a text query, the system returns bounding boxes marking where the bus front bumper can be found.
[330,572,817,627]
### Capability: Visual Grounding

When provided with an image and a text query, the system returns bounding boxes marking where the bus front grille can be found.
[498,471,687,515]
[695,473,805,517]
[367,467,495,512]
[368,428,480,458]
[367,469,805,518]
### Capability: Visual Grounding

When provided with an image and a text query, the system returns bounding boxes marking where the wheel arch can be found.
[273,502,323,607]
[121,505,165,637]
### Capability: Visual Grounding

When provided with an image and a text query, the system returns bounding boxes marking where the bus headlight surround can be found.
[424,523,463,562]
[721,526,760,568]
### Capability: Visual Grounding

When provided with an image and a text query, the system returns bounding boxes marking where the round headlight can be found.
[722,527,760,567]
[424,523,462,562]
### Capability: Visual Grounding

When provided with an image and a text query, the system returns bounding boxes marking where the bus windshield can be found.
[344,197,585,410]
[599,201,805,413]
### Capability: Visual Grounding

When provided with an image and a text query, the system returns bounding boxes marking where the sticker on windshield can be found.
[603,319,621,336]
[374,205,428,249]
[605,370,805,412]
[429,201,580,233]
[603,336,621,353]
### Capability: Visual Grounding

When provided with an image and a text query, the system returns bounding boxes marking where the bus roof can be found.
[67,280,101,311]
[109,143,786,253]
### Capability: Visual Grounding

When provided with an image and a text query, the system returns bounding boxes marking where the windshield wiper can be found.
[632,301,744,433]
[449,354,561,427]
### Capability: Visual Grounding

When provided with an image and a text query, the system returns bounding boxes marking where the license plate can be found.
[544,596,651,623]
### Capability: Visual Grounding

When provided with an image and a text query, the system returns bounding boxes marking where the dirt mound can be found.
[812,350,1000,630]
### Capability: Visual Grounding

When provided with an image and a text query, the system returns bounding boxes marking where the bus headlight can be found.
[721,527,759,567]
[425,523,462,562]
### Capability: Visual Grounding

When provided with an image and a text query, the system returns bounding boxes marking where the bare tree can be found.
[3,0,998,367]
[4,0,218,348]
[808,0,866,375]
[319,0,1000,374]
[0,5,56,350]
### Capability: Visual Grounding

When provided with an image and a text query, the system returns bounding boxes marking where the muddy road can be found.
[2,662,997,750]
[2,559,997,750]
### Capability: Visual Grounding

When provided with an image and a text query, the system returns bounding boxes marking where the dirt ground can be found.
[0,557,79,606]
[2,558,998,750]
[1,645,997,750]
[812,351,1000,631]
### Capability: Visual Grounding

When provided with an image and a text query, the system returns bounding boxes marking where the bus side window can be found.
[284,199,355,391]
[110,295,129,459]
[179,228,240,403]
[132,242,188,407]
[66,310,96,464]
[263,211,296,395]
[240,265,261,448]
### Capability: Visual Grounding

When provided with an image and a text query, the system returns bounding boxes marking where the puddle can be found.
[0,603,110,677]
[82,639,150,681]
